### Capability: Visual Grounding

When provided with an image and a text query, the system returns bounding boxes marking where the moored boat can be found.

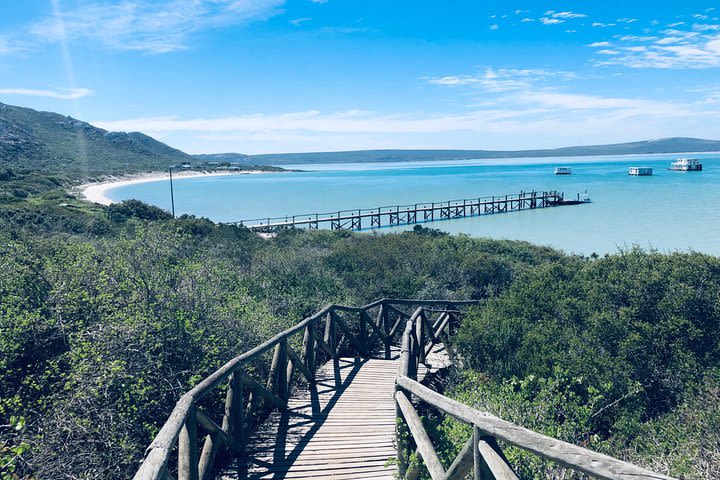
[669,158,702,171]
[554,167,572,175]
[629,167,653,176]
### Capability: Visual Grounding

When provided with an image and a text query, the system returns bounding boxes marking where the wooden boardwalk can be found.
[218,345,450,480]
[232,190,583,232]
[134,300,674,480]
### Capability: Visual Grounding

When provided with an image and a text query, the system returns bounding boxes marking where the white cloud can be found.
[708,39,720,52]
[514,92,674,111]
[588,41,613,47]
[290,17,311,26]
[540,18,564,25]
[694,24,720,31]
[426,68,576,92]
[535,11,586,25]
[593,22,616,28]
[551,11,587,19]
[91,89,720,154]
[489,24,499,30]
[590,21,720,68]
[618,35,658,42]
[30,0,285,53]
[656,36,683,44]
[521,18,534,23]
[0,35,29,55]
[0,87,92,100]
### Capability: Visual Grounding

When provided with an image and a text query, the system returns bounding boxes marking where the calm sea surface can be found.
[108,153,720,256]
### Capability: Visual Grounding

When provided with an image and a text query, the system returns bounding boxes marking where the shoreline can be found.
[78,170,273,206]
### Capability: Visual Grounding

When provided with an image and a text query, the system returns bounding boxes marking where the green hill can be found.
[0,102,194,177]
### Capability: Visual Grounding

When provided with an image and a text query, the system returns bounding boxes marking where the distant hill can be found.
[4,101,719,176]
[194,153,252,163]
[205,137,720,166]
[0,102,196,177]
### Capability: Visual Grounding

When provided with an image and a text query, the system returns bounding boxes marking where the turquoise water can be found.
[108,153,720,256]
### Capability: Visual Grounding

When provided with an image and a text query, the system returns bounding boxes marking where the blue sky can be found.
[1,1,720,154]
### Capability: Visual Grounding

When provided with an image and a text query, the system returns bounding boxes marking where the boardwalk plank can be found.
[217,345,449,480]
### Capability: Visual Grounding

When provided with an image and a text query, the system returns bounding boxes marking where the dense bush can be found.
[448,249,720,479]
[0,212,553,479]
[107,199,173,222]
[1,198,718,479]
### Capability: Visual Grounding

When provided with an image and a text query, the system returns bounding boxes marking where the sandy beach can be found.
[79,170,271,206]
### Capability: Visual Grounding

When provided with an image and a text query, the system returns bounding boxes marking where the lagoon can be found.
[107,153,720,256]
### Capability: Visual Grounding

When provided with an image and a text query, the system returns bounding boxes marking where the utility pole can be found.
[169,165,176,218]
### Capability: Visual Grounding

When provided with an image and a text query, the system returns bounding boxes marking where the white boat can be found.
[669,158,702,171]
[554,167,572,175]
[629,167,653,176]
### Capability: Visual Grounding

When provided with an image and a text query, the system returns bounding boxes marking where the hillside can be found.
[200,137,720,166]
[0,102,195,177]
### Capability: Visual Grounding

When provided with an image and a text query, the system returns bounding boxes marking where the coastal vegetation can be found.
[1,194,718,478]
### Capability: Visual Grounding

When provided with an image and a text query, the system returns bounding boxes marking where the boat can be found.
[554,167,572,175]
[669,158,702,171]
[629,167,653,176]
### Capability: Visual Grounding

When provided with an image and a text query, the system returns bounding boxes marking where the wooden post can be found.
[445,436,475,480]
[473,427,498,480]
[416,310,426,364]
[396,320,414,477]
[324,312,336,356]
[229,372,244,443]
[395,399,409,477]
[178,405,199,480]
[382,305,391,359]
[285,343,295,399]
[325,311,340,386]
[407,329,416,380]
[301,324,316,382]
[473,426,483,479]
[359,310,369,357]
[267,342,283,393]
[197,371,244,479]
[278,339,288,401]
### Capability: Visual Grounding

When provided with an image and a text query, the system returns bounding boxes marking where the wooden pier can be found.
[233,190,580,232]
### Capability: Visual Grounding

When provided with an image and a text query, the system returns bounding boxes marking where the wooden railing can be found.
[394,308,676,480]
[133,299,475,480]
[134,299,675,480]
[232,190,572,231]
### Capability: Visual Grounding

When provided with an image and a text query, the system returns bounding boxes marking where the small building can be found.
[180,163,193,170]
[554,167,572,175]
[629,167,653,176]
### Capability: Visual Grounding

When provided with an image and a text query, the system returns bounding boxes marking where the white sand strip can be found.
[79,170,271,206]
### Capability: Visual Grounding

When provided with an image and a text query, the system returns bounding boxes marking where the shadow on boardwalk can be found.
[218,346,446,480]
